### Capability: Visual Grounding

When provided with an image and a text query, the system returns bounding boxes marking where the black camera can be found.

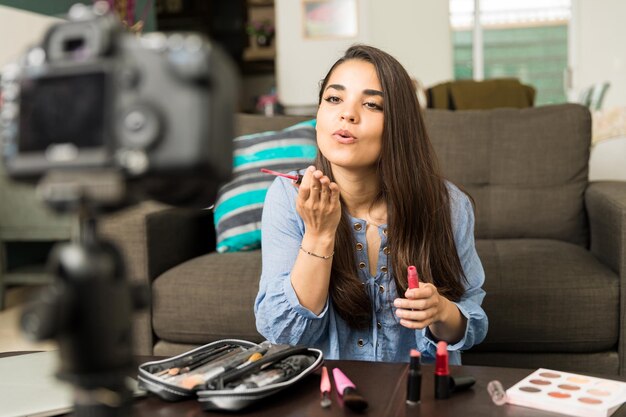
[1,3,239,416]
[0,1,237,208]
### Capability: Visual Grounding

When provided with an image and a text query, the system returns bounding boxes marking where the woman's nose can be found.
[340,108,358,123]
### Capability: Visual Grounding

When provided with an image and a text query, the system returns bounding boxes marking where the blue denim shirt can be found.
[254,176,488,364]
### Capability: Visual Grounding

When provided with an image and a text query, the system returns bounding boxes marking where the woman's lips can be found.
[332,129,357,144]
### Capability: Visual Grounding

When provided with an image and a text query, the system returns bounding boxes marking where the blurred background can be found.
[0,0,624,351]
[0,0,623,114]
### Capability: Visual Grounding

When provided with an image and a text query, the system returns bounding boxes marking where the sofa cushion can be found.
[152,250,264,344]
[424,104,591,246]
[153,238,618,355]
[214,121,317,252]
[471,239,618,353]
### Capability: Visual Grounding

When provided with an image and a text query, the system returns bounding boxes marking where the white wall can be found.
[274,0,367,114]
[571,0,626,108]
[275,0,452,114]
[366,1,452,89]
[0,6,62,67]
[5,1,621,109]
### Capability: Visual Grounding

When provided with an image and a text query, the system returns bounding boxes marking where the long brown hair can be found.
[316,44,467,329]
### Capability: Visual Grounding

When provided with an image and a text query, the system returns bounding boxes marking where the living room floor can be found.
[0,286,57,352]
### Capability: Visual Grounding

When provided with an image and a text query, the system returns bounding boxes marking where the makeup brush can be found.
[332,368,368,412]
[235,351,264,369]
[320,366,331,408]
[181,345,270,389]
[154,344,234,376]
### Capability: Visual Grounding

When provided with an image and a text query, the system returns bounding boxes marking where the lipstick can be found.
[435,341,451,399]
[260,168,303,184]
[434,341,476,400]
[320,366,331,408]
[407,265,419,289]
[406,349,422,405]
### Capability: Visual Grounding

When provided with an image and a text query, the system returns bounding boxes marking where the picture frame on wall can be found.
[302,0,358,39]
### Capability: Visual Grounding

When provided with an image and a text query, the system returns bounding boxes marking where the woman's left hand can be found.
[393,284,467,343]
[393,284,450,330]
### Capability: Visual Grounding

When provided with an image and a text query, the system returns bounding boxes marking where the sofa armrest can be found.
[585,181,626,375]
[586,182,626,274]
[99,201,215,354]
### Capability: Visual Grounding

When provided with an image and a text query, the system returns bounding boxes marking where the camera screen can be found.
[19,72,106,152]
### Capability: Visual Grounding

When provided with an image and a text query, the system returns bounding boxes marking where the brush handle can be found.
[260,168,300,182]
[182,345,233,367]
[332,368,355,395]
[155,344,234,376]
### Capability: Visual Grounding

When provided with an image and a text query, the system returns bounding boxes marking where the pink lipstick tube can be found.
[434,341,476,400]
[435,341,451,399]
[407,265,419,289]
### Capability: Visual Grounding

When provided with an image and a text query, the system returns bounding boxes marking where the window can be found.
[450,0,571,105]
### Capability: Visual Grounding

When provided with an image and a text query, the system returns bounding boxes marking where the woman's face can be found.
[316,59,384,172]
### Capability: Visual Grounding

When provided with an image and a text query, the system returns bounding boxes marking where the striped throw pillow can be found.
[214,120,317,252]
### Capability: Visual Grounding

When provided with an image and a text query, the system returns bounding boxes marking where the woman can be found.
[254,45,487,364]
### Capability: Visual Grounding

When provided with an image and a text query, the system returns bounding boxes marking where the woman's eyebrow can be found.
[363,89,383,97]
[326,84,345,91]
[326,84,383,97]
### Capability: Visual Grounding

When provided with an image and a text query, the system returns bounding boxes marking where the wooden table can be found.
[126,358,626,417]
[2,352,625,417]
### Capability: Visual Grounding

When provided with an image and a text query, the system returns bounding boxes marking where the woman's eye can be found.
[324,96,341,103]
[365,102,383,110]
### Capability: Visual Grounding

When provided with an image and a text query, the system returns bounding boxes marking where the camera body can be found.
[0,3,237,206]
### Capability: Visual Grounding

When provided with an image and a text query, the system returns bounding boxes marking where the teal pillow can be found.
[214,120,317,252]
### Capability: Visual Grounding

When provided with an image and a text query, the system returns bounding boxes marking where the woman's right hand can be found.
[296,166,342,238]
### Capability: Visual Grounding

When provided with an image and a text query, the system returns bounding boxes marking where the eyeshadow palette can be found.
[506,368,626,417]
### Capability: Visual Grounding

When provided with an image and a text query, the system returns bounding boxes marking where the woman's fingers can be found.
[295,168,342,235]
[298,166,316,200]
[300,169,327,201]
[319,176,332,202]
[393,284,442,329]
[396,307,437,329]
[309,170,324,199]
[329,182,340,207]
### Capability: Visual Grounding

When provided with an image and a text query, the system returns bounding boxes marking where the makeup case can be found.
[137,339,324,411]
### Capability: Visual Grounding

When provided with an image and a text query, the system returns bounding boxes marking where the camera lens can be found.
[64,38,85,53]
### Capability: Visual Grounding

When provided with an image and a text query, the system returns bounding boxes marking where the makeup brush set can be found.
[137,339,323,411]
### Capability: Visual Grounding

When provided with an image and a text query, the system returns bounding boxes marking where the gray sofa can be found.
[100,104,626,376]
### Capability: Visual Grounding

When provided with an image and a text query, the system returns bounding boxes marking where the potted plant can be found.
[246,19,275,47]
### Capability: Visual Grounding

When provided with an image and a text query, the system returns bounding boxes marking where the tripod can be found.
[21,178,147,417]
